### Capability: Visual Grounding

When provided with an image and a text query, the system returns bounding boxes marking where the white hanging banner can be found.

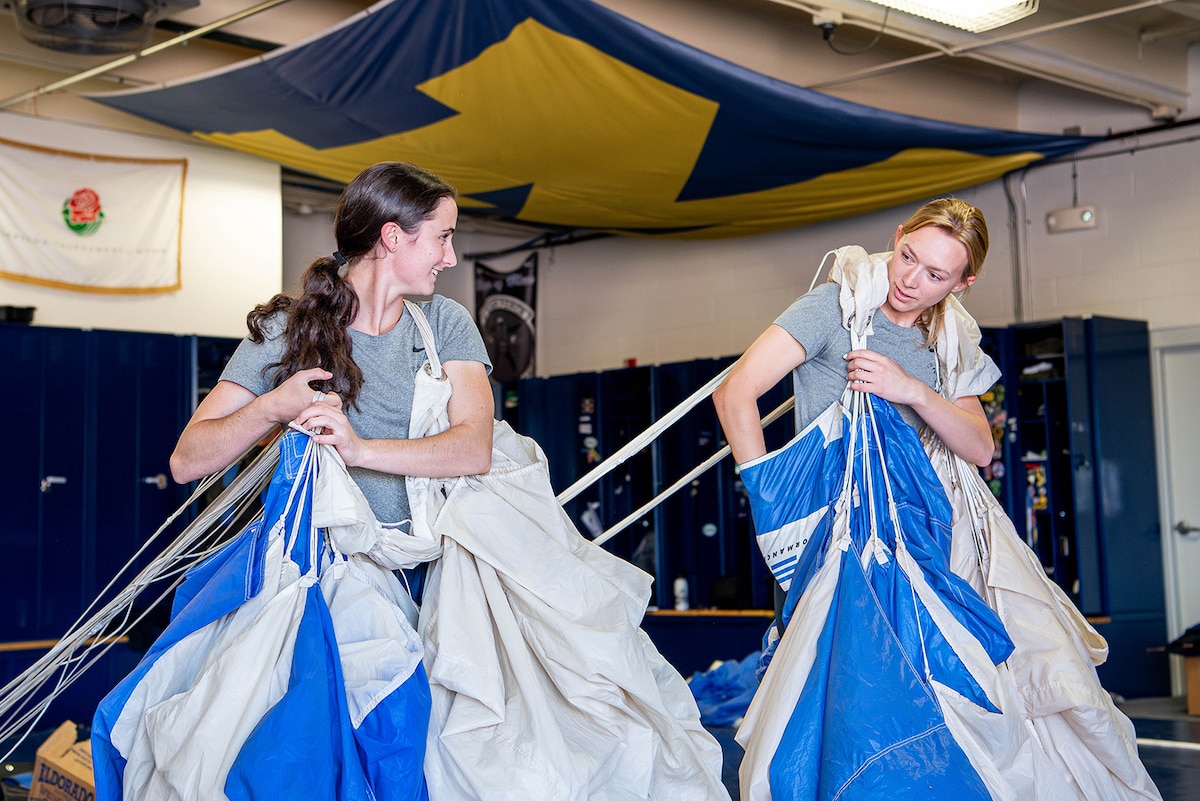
[0,136,186,294]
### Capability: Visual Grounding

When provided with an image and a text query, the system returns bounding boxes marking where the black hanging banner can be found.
[475,253,537,382]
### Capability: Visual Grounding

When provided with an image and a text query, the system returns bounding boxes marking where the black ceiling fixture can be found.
[12,0,198,55]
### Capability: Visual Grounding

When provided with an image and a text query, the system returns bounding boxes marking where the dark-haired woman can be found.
[165,163,731,801]
[170,161,494,529]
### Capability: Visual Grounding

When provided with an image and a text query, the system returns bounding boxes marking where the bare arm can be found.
[713,325,808,465]
[170,367,335,483]
[292,359,494,478]
[844,349,993,466]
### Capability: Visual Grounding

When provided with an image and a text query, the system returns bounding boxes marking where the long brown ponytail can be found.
[247,162,456,409]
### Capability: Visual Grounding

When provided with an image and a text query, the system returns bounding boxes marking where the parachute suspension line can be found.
[838,391,859,508]
[592,395,795,547]
[0,447,279,752]
[866,392,903,550]
[556,363,735,505]
[0,455,278,755]
[810,249,838,293]
[0,435,282,755]
[289,436,325,581]
[70,467,224,628]
[860,395,885,563]
[844,328,874,559]
[864,388,936,686]
[80,431,282,630]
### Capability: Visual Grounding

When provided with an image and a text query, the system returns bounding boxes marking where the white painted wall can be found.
[282,208,336,296]
[0,112,282,337]
[1013,125,1200,329]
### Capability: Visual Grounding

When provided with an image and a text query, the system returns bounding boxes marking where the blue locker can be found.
[655,358,737,611]
[978,327,1020,517]
[516,371,605,544]
[32,327,90,641]
[980,317,1166,698]
[511,356,793,612]
[89,330,190,613]
[596,366,656,567]
[1,324,53,642]
[0,324,193,725]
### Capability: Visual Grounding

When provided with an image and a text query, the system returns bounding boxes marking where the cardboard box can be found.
[29,721,94,801]
[1188,657,1200,716]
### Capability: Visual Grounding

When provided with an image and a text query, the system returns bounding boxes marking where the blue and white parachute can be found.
[737,387,1030,800]
[91,430,431,800]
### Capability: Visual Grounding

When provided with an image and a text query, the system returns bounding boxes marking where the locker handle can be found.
[40,475,67,493]
[1175,520,1200,536]
[142,473,169,490]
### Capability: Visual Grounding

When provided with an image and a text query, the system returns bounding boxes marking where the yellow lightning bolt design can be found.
[196,19,1044,239]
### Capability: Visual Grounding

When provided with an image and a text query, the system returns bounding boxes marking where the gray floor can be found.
[1119,696,1200,801]
[709,696,1200,801]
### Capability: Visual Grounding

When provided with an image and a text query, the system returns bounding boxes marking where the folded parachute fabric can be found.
[918,253,1160,800]
[411,417,730,801]
[92,430,431,801]
[927,437,1163,801]
[688,652,762,728]
[403,299,730,801]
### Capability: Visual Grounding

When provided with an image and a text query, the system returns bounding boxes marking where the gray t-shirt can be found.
[774,282,938,432]
[219,294,492,523]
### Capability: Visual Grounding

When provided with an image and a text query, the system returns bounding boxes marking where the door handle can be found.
[1175,520,1200,536]
[40,475,67,493]
[142,473,169,490]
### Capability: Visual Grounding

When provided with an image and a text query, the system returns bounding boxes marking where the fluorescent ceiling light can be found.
[865,0,1038,33]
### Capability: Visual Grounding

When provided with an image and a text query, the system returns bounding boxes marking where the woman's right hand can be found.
[170,367,335,484]
[270,367,338,424]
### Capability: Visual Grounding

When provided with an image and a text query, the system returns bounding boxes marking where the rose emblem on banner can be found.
[62,188,104,235]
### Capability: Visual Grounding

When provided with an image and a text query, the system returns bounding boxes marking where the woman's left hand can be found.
[292,392,367,465]
[844,349,924,405]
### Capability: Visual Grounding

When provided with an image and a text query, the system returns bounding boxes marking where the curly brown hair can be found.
[246,162,457,409]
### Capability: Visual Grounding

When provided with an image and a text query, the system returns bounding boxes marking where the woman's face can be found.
[389,196,459,295]
[883,224,974,326]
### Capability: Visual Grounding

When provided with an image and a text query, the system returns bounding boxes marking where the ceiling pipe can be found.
[0,0,296,110]
[763,0,1188,118]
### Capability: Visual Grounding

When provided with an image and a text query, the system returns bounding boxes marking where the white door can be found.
[1153,327,1200,695]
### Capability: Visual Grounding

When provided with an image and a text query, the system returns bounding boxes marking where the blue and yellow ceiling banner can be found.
[90,0,1097,239]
